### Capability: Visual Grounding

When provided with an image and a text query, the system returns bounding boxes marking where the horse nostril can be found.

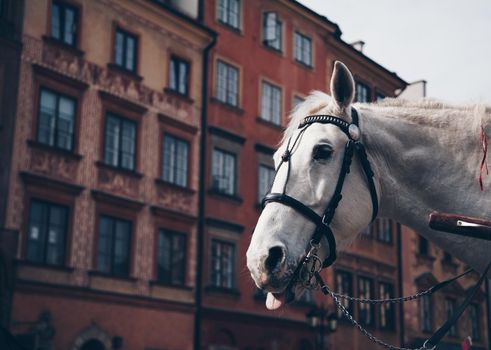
[264,246,285,272]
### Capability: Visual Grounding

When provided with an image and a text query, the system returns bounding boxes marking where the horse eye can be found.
[313,144,333,160]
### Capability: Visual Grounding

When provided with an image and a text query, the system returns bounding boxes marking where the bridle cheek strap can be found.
[262,108,378,269]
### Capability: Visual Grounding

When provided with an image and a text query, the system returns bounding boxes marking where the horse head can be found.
[246,61,377,309]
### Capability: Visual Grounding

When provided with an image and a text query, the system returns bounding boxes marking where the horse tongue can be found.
[266,292,283,310]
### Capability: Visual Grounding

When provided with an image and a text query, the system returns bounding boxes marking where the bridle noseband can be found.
[262,108,378,271]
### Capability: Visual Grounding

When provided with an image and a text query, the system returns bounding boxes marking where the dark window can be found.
[51,1,78,46]
[212,149,236,195]
[294,32,312,67]
[0,0,4,18]
[114,28,138,72]
[358,277,375,326]
[26,199,68,266]
[443,251,453,263]
[216,60,239,107]
[420,294,432,332]
[335,270,353,317]
[37,88,76,151]
[375,218,392,243]
[469,304,480,340]
[261,81,281,125]
[162,134,189,187]
[103,113,136,171]
[379,282,395,330]
[356,82,371,102]
[258,165,275,202]
[297,289,314,304]
[157,230,186,285]
[217,0,240,29]
[169,56,189,96]
[262,12,282,51]
[445,298,457,337]
[376,93,385,101]
[211,239,235,289]
[96,215,131,277]
[419,237,429,255]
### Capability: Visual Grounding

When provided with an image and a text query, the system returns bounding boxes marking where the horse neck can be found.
[359,103,491,231]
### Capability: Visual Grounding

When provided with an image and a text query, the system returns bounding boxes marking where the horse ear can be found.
[330,61,355,110]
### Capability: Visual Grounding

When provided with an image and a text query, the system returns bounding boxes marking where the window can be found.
[96,215,131,277]
[294,32,312,67]
[356,82,371,102]
[379,282,395,330]
[51,1,78,46]
[469,304,480,340]
[211,240,235,289]
[157,230,186,285]
[26,199,68,266]
[358,277,374,326]
[419,237,429,255]
[261,81,281,125]
[162,134,189,187]
[375,218,392,243]
[297,289,314,304]
[169,56,189,96]
[335,270,353,317]
[444,298,458,336]
[103,113,137,171]
[420,294,432,332]
[443,251,453,263]
[37,88,76,151]
[212,149,236,195]
[376,93,385,101]
[216,60,239,107]
[114,28,138,73]
[217,0,240,29]
[263,12,282,51]
[258,165,275,202]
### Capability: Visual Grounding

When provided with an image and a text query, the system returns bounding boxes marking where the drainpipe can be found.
[396,223,405,347]
[194,33,216,350]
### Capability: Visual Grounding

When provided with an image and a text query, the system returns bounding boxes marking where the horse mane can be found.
[283,91,491,145]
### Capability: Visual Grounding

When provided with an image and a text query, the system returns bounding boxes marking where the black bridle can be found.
[262,108,378,269]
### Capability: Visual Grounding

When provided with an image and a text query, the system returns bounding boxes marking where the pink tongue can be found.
[266,292,283,310]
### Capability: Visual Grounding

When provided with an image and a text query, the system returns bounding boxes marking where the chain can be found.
[320,282,431,350]
[332,286,433,305]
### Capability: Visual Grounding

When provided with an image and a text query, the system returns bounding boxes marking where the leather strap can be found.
[425,261,491,348]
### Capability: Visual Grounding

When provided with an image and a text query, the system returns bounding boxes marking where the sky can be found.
[299,0,491,104]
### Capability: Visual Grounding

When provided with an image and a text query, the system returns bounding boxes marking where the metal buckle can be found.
[300,241,323,289]
[422,340,436,350]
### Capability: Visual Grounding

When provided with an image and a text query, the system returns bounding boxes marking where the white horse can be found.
[246,61,491,310]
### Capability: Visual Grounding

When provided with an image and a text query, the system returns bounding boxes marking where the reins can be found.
[261,107,491,350]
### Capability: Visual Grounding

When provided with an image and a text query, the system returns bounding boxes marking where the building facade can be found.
[199,1,407,349]
[2,0,214,349]
[400,227,489,350]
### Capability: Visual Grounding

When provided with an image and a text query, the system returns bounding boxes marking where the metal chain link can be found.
[332,286,433,304]
[321,283,432,350]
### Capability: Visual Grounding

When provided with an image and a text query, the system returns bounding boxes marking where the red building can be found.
[1,0,214,349]
[199,1,407,349]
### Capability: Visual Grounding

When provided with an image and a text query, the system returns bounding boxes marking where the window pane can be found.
[57,96,75,150]
[229,0,239,28]
[115,31,124,66]
[227,66,238,106]
[51,4,61,39]
[258,165,275,201]
[169,59,176,91]
[125,36,136,71]
[113,220,130,276]
[38,90,57,146]
[121,120,136,170]
[104,115,120,167]
[216,61,227,102]
[63,7,75,45]
[97,216,113,273]
[26,201,48,263]
[178,61,188,95]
